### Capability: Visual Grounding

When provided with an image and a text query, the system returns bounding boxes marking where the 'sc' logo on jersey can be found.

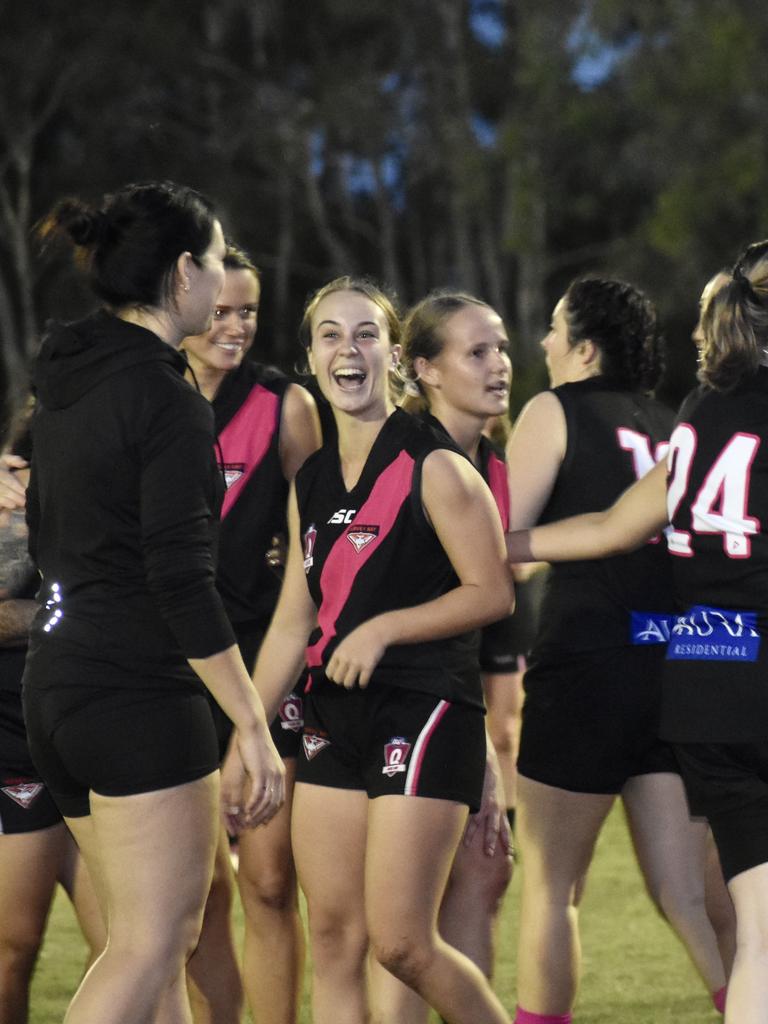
[303,524,317,573]
[328,508,357,524]
[346,524,379,553]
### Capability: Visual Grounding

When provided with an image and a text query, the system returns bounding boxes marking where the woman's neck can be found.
[117,306,182,349]
[335,404,394,490]
[428,402,485,464]
[182,356,226,401]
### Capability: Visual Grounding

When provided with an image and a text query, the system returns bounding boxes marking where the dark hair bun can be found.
[54,198,106,248]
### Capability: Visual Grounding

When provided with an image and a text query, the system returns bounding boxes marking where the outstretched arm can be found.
[507,459,669,564]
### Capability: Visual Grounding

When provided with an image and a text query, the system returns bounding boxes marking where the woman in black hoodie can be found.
[22,181,284,1024]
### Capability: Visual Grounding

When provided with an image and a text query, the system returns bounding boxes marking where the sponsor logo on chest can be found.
[346,524,379,553]
[221,462,246,489]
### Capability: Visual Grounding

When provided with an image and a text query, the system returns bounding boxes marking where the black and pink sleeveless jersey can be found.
[295,408,483,707]
[422,413,510,530]
[533,376,675,655]
[212,360,290,634]
[660,368,768,743]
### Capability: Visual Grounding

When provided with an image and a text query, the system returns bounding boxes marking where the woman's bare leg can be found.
[237,760,303,1024]
[622,772,725,993]
[186,825,243,1024]
[724,862,768,1023]
[366,795,510,1024]
[0,824,67,1024]
[63,773,220,1024]
[515,775,614,1015]
[291,783,368,1024]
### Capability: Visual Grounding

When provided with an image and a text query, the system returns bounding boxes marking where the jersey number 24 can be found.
[665,424,761,559]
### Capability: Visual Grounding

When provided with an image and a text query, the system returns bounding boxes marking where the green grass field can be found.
[29,803,722,1023]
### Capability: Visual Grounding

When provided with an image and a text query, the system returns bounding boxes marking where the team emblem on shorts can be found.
[346,524,379,553]
[279,692,304,733]
[221,462,245,489]
[382,737,411,776]
[1,781,44,809]
[302,731,330,760]
[303,524,317,572]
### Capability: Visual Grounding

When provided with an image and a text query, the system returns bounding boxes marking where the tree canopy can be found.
[1,0,766,433]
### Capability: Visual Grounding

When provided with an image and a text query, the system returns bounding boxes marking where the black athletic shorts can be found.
[0,773,62,834]
[518,645,677,794]
[297,680,486,812]
[23,685,220,819]
[674,741,768,883]
[208,630,304,761]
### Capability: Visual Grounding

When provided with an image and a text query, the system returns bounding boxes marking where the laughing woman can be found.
[243,277,514,1024]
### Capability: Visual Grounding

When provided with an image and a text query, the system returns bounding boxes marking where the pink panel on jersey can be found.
[486,453,510,531]
[217,384,279,520]
[306,449,415,669]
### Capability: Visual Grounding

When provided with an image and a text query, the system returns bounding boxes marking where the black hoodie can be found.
[24,311,236,693]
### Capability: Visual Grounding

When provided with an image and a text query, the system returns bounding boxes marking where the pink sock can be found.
[514,1009,572,1024]
[712,986,727,1014]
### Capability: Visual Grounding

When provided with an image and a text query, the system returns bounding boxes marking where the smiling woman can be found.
[249,276,515,1024]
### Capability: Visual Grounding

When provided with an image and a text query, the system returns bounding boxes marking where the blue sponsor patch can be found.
[631,612,673,645]
[666,606,760,662]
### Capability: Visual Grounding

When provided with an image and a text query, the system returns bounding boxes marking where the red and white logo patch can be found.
[2,781,44,809]
[279,692,304,733]
[302,732,331,760]
[221,462,245,489]
[346,524,379,553]
[382,737,411,777]
[303,524,317,572]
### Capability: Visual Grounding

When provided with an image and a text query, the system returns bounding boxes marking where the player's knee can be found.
[240,864,295,914]
[450,842,513,908]
[0,931,40,985]
[371,934,433,988]
[487,719,518,759]
[308,908,367,967]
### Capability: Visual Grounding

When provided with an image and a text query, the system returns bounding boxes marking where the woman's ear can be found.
[390,343,402,368]
[307,347,316,375]
[175,252,193,294]
[413,355,439,388]
[577,338,599,368]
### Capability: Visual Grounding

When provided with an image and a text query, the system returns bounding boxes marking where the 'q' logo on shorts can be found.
[279,693,304,733]
[382,737,411,777]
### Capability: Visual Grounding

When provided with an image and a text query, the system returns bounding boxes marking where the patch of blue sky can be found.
[471,113,498,149]
[309,129,325,176]
[568,10,639,89]
[469,0,505,48]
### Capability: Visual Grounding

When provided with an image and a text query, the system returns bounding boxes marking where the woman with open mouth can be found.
[245,276,515,1024]
[370,289,516,1024]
